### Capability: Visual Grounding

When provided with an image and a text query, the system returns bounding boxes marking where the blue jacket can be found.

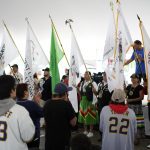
[17,99,43,138]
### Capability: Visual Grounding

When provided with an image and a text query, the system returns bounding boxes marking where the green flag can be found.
[50,26,64,92]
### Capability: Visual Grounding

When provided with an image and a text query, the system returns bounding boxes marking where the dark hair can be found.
[52,93,66,98]
[131,74,141,83]
[134,40,142,45]
[33,73,38,79]
[85,71,91,76]
[16,83,28,99]
[12,64,18,69]
[71,134,92,150]
[65,69,69,76]
[61,75,68,81]
[80,77,84,82]
[0,75,15,100]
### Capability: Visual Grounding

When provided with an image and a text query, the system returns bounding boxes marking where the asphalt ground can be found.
[37,128,150,150]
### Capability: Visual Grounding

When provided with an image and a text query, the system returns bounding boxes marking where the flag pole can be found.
[115,0,133,54]
[113,0,120,59]
[49,15,70,67]
[25,17,50,64]
[65,19,88,71]
[126,45,132,53]
[113,0,132,55]
[2,21,25,64]
[137,15,148,81]
[110,1,116,31]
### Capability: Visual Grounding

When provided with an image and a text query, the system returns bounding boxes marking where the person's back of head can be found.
[111,89,126,104]
[53,82,72,100]
[0,75,15,100]
[16,83,28,99]
[71,134,92,150]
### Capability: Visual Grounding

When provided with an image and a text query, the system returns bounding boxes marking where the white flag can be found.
[0,37,5,75]
[103,3,116,62]
[27,23,49,73]
[140,22,150,101]
[24,24,35,99]
[104,2,132,91]
[0,25,20,74]
[69,31,85,112]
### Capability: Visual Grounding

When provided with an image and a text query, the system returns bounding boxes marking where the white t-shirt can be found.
[10,72,23,83]
[0,104,35,150]
[100,106,137,150]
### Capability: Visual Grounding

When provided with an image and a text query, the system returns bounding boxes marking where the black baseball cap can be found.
[11,64,18,68]
[42,67,50,72]
[130,73,140,79]
[54,82,72,94]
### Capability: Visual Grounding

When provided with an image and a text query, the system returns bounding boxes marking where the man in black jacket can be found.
[39,68,52,101]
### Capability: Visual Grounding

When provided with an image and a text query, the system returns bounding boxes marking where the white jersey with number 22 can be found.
[100,106,137,150]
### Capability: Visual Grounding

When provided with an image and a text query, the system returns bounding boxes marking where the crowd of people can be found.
[0,40,149,150]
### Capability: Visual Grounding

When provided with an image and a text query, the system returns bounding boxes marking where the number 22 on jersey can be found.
[109,117,129,135]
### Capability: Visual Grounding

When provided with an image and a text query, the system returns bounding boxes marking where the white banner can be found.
[24,24,35,99]
[140,22,150,101]
[103,4,116,62]
[27,23,49,73]
[69,31,85,112]
[0,25,20,75]
[0,37,5,75]
[104,2,132,91]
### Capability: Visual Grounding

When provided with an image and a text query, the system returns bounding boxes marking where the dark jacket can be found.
[41,77,52,101]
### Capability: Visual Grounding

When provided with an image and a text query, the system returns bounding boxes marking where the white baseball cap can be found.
[111,89,126,103]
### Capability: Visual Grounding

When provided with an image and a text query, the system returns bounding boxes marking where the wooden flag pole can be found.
[2,20,25,64]
[110,1,116,28]
[25,17,50,64]
[116,0,120,3]
[117,0,133,55]
[113,7,119,59]
[137,15,148,80]
[126,45,132,53]
[49,15,70,67]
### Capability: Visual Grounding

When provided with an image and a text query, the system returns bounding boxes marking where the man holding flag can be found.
[10,64,23,84]
[124,40,146,81]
